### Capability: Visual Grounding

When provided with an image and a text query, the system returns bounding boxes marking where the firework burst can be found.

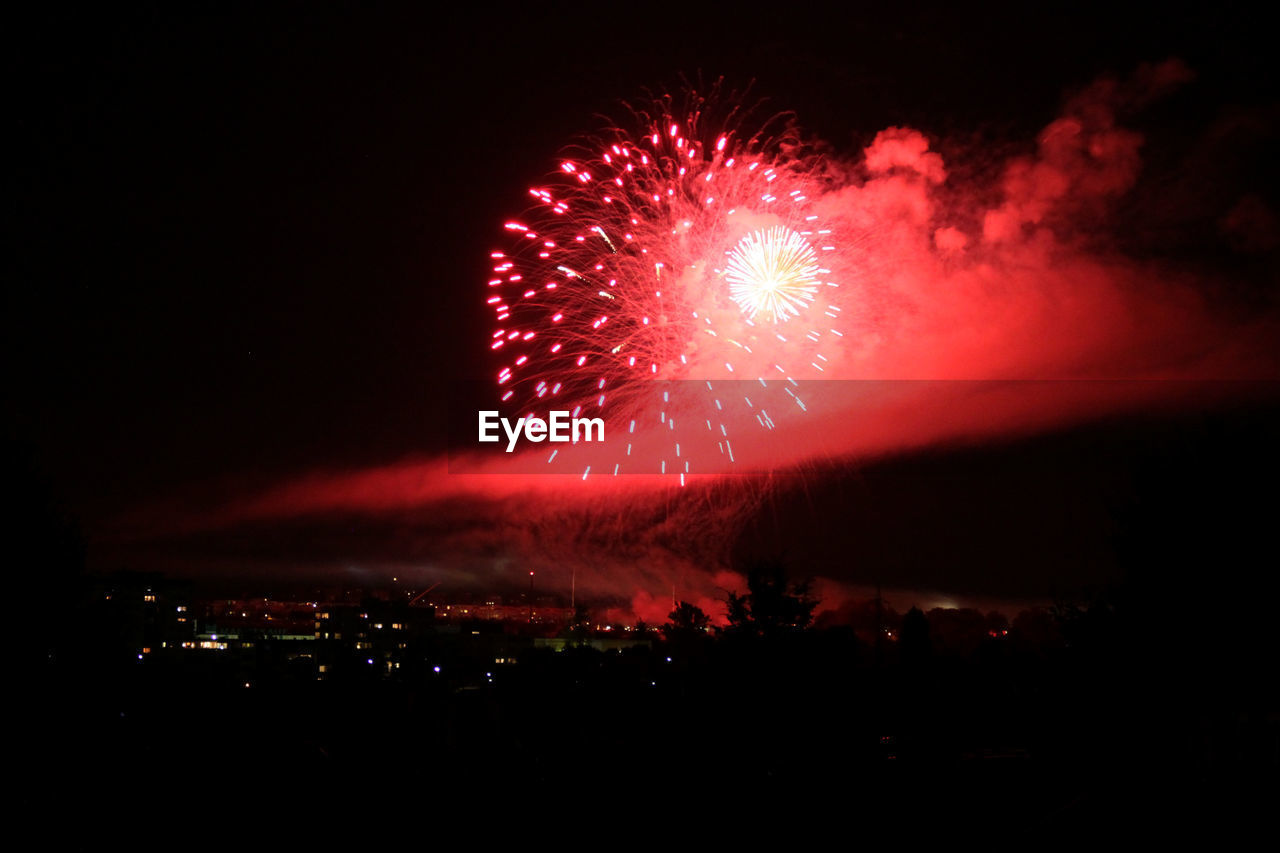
[486,84,849,481]
[725,225,822,323]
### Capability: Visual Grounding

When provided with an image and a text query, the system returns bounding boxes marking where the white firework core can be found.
[724,226,821,323]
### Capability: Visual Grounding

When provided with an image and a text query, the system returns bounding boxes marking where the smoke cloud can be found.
[110,62,1279,618]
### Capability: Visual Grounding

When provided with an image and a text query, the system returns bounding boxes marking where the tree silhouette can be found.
[663,601,711,641]
[722,560,817,639]
[900,606,931,666]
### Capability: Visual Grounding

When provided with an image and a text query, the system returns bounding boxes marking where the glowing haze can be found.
[114,64,1279,621]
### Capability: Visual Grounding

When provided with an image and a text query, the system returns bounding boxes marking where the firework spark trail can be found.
[486,87,848,482]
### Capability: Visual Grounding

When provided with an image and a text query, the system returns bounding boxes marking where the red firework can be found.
[487,85,849,481]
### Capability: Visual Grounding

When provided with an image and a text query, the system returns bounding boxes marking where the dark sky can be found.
[10,3,1279,603]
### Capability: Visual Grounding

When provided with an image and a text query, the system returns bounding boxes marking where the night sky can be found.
[10,4,1279,611]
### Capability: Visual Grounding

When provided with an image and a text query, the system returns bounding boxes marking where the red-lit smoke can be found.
[112,62,1280,619]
